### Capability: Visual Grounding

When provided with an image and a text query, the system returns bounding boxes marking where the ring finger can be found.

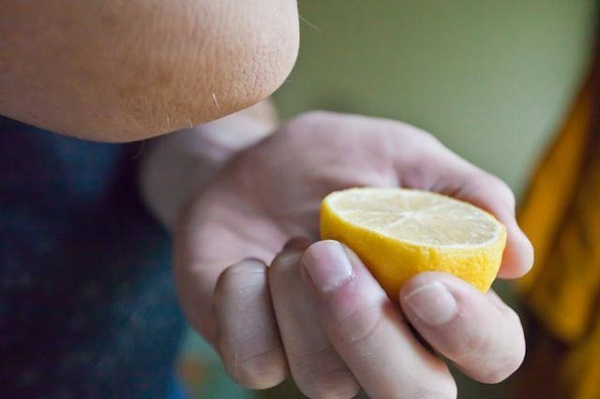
[269,238,361,399]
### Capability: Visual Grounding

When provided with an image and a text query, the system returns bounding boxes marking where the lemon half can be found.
[320,188,507,296]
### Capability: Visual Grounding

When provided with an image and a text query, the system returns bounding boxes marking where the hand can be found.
[173,111,533,398]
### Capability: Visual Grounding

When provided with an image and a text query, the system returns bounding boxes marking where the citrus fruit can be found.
[320,187,506,296]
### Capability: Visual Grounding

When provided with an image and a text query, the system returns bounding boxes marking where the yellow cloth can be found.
[518,73,600,398]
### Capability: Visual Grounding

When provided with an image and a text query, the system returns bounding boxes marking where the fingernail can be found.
[283,237,313,251]
[302,241,354,292]
[403,282,457,326]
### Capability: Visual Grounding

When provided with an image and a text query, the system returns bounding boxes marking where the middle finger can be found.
[301,240,457,399]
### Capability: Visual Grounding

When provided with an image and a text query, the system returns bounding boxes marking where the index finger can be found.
[392,129,533,279]
[447,171,534,279]
[301,240,457,399]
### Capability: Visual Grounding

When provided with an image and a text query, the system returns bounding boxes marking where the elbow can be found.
[196,15,300,133]
[92,2,300,142]
[0,0,299,142]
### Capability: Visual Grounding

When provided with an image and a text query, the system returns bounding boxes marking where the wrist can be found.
[139,101,278,230]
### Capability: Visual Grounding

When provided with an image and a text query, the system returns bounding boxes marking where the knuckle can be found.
[451,328,501,371]
[285,110,349,136]
[214,260,267,299]
[292,349,359,399]
[293,110,337,125]
[275,110,339,146]
[497,181,516,208]
[479,333,525,384]
[222,342,287,389]
[485,174,516,209]
[309,374,360,399]
[457,329,492,358]
[222,259,267,280]
[269,251,302,280]
[421,382,458,399]
[451,310,526,383]
[405,124,439,143]
[300,368,359,399]
[397,376,457,399]
[332,300,389,345]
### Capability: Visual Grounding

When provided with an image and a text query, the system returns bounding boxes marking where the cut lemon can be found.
[320,188,506,296]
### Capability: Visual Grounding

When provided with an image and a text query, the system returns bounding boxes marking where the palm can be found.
[171,112,533,395]
[188,113,408,266]
[174,112,531,342]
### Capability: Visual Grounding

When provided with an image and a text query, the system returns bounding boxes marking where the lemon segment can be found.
[320,188,507,296]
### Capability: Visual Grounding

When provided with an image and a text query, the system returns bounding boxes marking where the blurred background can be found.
[178,1,596,398]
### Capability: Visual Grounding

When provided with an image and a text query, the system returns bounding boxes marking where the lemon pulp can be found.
[320,188,507,296]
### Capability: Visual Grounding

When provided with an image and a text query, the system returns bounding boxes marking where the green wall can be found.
[273,1,596,397]
[185,3,596,397]
[275,0,596,199]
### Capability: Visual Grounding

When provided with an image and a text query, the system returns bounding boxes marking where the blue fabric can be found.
[0,117,185,398]
[167,375,189,399]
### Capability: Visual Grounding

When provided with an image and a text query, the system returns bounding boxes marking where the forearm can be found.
[0,1,298,141]
[139,100,278,230]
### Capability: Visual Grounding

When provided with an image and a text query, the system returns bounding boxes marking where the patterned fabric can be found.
[0,117,185,398]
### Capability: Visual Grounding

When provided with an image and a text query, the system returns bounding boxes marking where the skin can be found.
[0,0,299,141]
[156,111,533,398]
[3,3,532,396]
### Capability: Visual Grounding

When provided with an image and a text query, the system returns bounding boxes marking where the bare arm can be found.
[0,1,298,141]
